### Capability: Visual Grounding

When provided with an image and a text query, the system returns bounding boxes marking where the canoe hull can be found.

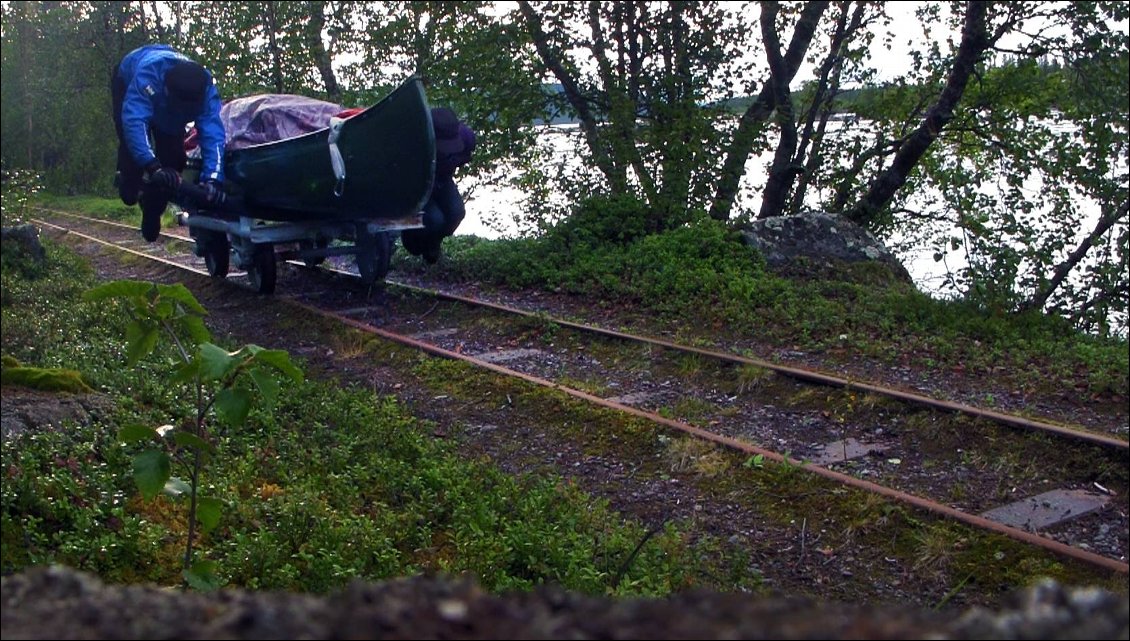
[219,78,435,223]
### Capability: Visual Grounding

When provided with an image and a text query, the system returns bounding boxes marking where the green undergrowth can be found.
[34,194,140,224]
[1,237,757,597]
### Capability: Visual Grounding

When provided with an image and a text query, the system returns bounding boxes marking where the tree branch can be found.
[845,1,991,227]
[1020,200,1128,313]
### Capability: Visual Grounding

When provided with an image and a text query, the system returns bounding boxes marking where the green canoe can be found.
[218,77,436,222]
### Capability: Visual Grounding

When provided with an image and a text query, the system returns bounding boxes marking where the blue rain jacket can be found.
[118,44,225,183]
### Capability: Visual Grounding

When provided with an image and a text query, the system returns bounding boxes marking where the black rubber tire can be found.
[248,244,277,295]
[373,232,392,281]
[203,234,230,279]
[359,232,392,284]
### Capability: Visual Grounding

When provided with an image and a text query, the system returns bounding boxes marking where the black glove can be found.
[145,163,181,191]
[201,181,226,207]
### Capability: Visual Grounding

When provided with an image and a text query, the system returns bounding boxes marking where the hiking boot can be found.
[400,228,426,256]
[422,243,441,265]
[139,191,167,242]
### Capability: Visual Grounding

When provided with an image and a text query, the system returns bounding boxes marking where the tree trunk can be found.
[757,1,799,220]
[586,1,646,199]
[788,0,863,215]
[145,1,167,41]
[1020,200,1128,314]
[266,1,286,94]
[306,1,340,100]
[708,1,828,221]
[844,1,990,227]
[16,1,36,169]
[653,0,695,226]
[411,3,433,78]
[173,1,184,44]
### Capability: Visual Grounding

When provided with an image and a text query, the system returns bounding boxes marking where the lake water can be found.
[454,123,969,297]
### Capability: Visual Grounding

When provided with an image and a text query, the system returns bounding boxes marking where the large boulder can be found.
[0,387,112,442]
[1,224,47,264]
[739,212,913,284]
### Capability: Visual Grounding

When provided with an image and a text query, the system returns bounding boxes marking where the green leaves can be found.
[196,498,224,533]
[173,431,215,454]
[246,346,304,384]
[180,314,212,345]
[124,319,159,365]
[250,369,281,408]
[184,559,224,591]
[197,343,235,380]
[119,423,159,444]
[83,279,155,302]
[84,280,212,364]
[197,342,302,427]
[164,477,193,497]
[743,454,766,469]
[215,388,253,427]
[95,279,304,588]
[132,450,171,501]
[197,343,302,383]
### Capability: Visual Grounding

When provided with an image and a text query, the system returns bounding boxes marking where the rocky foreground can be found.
[2,566,1127,639]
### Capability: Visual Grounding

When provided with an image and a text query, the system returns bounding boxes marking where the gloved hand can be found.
[200,181,226,207]
[144,163,181,191]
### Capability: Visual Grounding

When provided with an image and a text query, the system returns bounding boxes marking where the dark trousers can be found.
[422,174,466,237]
[110,69,187,208]
[402,174,465,256]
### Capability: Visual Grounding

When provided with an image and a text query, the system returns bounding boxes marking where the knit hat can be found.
[432,107,465,156]
[166,60,208,112]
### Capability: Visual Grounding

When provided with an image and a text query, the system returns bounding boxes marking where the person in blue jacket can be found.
[111,44,226,241]
[401,107,476,264]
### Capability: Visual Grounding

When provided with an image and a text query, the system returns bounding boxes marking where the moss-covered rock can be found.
[1,363,93,393]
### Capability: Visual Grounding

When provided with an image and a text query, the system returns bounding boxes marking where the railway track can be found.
[27,209,1130,579]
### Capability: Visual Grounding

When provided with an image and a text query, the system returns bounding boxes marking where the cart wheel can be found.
[373,233,392,280]
[248,243,277,295]
[300,238,328,268]
[358,232,392,284]
[203,234,230,279]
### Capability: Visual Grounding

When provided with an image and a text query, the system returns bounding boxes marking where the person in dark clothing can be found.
[111,44,226,241]
[401,107,476,263]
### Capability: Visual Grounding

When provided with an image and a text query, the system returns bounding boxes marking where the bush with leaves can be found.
[544,194,656,248]
[83,280,302,590]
